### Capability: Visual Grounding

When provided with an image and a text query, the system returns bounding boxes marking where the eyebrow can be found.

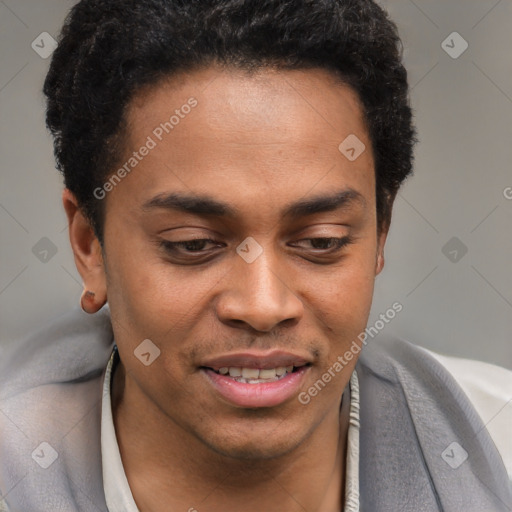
[142,192,234,217]
[283,189,366,218]
[141,188,366,219]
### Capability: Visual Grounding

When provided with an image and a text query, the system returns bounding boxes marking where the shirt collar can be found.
[101,348,139,512]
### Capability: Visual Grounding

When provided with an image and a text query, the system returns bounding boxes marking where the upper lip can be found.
[200,350,312,371]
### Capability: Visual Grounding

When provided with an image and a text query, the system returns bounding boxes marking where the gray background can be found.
[0,0,511,368]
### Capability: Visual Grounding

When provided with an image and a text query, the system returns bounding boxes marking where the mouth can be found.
[203,364,308,384]
[199,351,313,408]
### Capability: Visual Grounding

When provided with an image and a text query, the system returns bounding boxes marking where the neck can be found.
[112,360,350,512]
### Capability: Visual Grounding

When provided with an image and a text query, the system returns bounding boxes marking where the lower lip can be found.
[202,367,310,408]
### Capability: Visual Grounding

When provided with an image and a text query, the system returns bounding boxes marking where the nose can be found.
[215,247,304,332]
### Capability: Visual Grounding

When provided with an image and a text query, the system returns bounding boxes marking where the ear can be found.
[375,227,389,276]
[375,190,398,276]
[62,189,107,313]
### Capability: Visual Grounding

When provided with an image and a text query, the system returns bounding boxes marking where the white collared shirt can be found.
[100,347,512,511]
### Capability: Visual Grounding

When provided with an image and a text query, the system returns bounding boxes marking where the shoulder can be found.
[0,307,114,511]
[420,347,512,482]
[358,336,512,483]
[0,306,114,398]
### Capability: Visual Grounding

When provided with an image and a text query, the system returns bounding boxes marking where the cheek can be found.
[336,260,376,314]
[104,239,226,346]
[304,244,377,344]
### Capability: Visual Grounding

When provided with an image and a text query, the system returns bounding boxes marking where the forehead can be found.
[109,66,375,218]
[128,66,368,146]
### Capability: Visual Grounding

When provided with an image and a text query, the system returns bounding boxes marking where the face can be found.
[75,66,387,460]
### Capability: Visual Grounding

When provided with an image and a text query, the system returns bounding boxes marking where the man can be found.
[0,0,511,510]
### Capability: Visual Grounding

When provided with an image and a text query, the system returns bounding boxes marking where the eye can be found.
[289,236,355,264]
[308,237,347,250]
[161,238,223,255]
[290,236,354,253]
[160,238,224,265]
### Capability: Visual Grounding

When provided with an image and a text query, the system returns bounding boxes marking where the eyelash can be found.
[161,239,222,253]
[292,236,354,252]
[160,236,354,260]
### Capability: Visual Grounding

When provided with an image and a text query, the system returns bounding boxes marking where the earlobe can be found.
[80,289,106,314]
[375,230,388,276]
[376,250,385,275]
[62,189,107,313]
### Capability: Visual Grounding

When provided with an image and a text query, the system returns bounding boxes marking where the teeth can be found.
[241,368,260,379]
[228,367,242,377]
[259,368,277,379]
[217,366,297,381]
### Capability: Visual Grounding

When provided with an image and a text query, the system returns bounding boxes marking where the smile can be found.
[209,365,302,384]
[201,365,311,408]
[199,350,313,407]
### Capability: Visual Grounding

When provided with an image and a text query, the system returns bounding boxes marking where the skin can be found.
[64,66,389,511]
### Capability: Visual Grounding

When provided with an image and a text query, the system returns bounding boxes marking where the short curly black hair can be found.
[44,0,416,242]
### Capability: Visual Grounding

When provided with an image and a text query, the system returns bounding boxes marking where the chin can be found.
[206,437,301,461]
[195,418,308,461]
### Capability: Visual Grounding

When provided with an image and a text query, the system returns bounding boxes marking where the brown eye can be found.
[161,239,221,254]
[287,236,355,265]
[309,238,341,250]
[158,238,226,265]
[168,240,210,252]
[292,236,354,252]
